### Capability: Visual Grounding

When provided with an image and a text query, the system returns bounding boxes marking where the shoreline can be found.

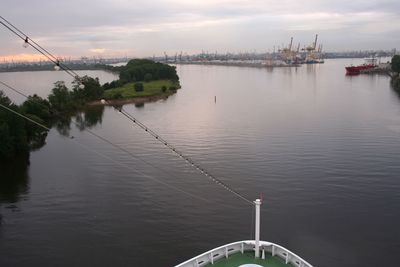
[175,61,300,68]
[88,92,175,106]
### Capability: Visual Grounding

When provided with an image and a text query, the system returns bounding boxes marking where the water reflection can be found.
[390,81,400,101]
[135,102,145,108]
[1,62,399,267]
[305,64,316,74]
[53,115,72,137]
[52,105,105,136]
[0,106,105,203]
[74,105,105,131]
[0,154,29,204]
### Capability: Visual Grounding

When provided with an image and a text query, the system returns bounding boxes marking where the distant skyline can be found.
[1,0,400,61]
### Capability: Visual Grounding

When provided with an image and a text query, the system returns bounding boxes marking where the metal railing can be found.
[174,240,313,267]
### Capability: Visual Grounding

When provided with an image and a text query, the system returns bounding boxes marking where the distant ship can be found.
[175,199,313,267]
[345,58,377,75]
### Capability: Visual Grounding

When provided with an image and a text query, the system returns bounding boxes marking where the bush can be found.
[111,92,123,99]
[161,86,167,93]
[103,80,125,90]
[134,83,144,92]
[169,86,177,91]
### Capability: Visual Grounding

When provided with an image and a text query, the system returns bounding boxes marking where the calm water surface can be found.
[0,59,400,266]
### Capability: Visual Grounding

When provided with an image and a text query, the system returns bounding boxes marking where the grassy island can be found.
[102,79,180,105]
[101,59,180,103]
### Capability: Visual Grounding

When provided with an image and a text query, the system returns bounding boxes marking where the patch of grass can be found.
[104,80,180,99]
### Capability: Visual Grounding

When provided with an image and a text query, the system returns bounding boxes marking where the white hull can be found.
[175,240,313,267]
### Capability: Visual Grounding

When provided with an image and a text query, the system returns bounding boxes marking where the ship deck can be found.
[174,240,311,267]
[204,251,293,267]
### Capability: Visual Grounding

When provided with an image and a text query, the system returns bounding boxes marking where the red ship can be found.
[345,58,377,75]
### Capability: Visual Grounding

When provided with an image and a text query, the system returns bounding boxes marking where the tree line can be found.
[102,59,179,90]
[391,55,400,90]
[0,75,103,160]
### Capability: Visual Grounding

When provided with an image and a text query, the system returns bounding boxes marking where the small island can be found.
[98,59,180,105]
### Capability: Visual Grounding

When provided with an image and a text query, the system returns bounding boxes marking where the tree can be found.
[0,90,11,106]
[144,73,153,82]
[134,82,144,92]
[392,55,400,73]
[24,113,48,151]
[48,81,73,112]
[72,76,103,101]
[21,94,51,121]
[118,59,179,83]
[0,91,29,158]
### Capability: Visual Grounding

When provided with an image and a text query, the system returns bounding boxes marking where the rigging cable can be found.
[110,102,254,205]
[0,83,209,203]
[0,80,214,198]
[0,16,80,79]
[0,16,254,205]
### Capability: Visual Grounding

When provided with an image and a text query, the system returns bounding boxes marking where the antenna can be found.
[254,198,262,258]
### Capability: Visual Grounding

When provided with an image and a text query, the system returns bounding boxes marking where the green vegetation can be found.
[48,76,103,112]
[118,59,178,83]
[102,59,181,101]
[104,80,179,100]
[0,91,50,159]
[392,55,400,73]
[0,75,103,159]
[0,59,180,160]
[103,59,180,92]
[134,82,144,92]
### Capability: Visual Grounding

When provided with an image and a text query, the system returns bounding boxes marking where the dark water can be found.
[1,59,400,266]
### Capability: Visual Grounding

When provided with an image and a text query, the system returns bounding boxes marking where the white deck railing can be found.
[174,240,313,267]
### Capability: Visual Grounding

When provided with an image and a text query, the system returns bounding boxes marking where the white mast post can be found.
[254,198,262,258]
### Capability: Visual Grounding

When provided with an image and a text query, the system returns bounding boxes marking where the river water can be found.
[0,59,399,266]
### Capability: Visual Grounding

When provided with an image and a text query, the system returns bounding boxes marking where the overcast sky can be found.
[1,0,400,61]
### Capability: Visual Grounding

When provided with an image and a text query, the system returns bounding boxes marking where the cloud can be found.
[1,0,399,57]
[89,48,106,54]
[0,53,51,62]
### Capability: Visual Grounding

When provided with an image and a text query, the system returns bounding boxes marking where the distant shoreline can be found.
[175,61,300,68]
[0,64,116,73]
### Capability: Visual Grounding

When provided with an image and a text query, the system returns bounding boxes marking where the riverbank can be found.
[89,93,175,106]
